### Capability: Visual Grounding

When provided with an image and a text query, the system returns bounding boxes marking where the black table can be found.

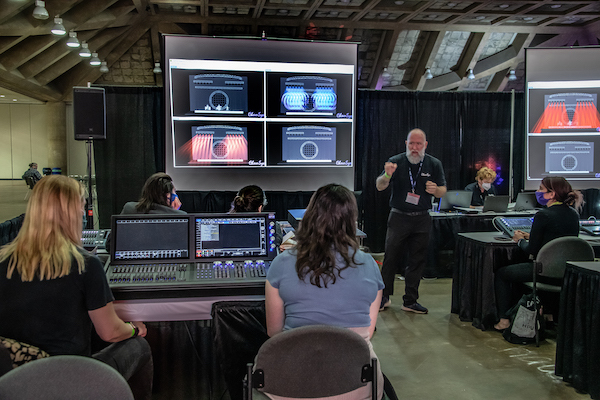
[427,211,535,278]
[555,261,600,399]
[450,232,528,330]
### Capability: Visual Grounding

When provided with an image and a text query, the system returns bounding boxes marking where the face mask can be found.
[535,191,549,206]
[481,182,491,191]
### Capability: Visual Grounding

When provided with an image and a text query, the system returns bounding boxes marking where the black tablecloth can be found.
[555,262,600,399]
[451,232,528,330]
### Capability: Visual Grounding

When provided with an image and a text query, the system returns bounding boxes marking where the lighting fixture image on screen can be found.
[531,93,600,133]
[280,76,337,115]
[189,125,248,164]
[545,141,594,173]
[281,126,336,162]
[189,74,248,114]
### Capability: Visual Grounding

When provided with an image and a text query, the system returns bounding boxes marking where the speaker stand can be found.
[85,139,94,229]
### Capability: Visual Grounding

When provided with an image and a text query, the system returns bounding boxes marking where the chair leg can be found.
[244,363,253,400]
[371,358,378,400]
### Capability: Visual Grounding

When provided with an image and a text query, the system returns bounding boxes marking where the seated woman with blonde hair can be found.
[465,166,497,207]
[0,175,153,399]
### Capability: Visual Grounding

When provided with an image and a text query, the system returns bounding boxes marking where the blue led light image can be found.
[280,76,337,114]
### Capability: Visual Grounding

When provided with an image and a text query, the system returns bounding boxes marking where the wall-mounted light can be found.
[32,0,49,20]
[79,42,91,57]
[66,31,80,48]
[382,68,391,79]
[467,69,475,80]
[153,62,162,74]
[508,70,517,81]
[99,61,109,74]
[51,17,66,36]
[424,68,433,80]
[89,53,101,66]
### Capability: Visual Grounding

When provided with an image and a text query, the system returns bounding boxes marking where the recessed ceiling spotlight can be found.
[12,99,17,102]
[0,95,5,98]
[498,4,510,9]
[447,2,457,6]
[523,16,534,21]
[550,4,562,9]
[475,15,486,20]
[428,14,438,18]
[394,0,405,4]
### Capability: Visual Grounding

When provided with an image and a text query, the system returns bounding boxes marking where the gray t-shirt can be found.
[267,248,384,331]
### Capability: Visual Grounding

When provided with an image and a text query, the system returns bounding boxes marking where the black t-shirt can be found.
[464,181,497,206]
[0,249,114,356]
[383,153,446,211]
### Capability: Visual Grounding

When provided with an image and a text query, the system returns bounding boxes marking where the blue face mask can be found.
[535,191,549,206]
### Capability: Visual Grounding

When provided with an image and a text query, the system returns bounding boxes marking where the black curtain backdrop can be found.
[93,87,539,252]
[94,86,163,228]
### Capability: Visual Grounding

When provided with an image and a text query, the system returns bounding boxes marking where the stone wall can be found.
[96,32,157,85]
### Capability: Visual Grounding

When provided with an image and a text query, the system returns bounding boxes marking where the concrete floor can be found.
[0,179,591,400]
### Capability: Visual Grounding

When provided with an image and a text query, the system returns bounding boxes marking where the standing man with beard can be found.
[376,129,446,314]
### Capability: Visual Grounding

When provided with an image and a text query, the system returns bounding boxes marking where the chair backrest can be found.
[252,325,373,398]
[0,355,134,400]
[23,176,35,189]
[535,236,595,279]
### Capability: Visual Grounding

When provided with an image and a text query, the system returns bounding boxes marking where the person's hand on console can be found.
[131,321,148,338]
[512,230,529,242]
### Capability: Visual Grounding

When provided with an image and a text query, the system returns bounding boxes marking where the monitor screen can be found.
[525,47,600,190]
[194,213,276,259]
[110,216,191,263]
[164,36,357,191]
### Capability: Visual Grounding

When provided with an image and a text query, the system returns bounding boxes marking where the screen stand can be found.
[85,139,94,229]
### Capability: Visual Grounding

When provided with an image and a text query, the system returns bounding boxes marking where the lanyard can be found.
[408,161,423,194]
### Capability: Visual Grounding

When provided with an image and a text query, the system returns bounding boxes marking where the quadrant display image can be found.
[531,93,600,133]
[281,126,336,162]
[189,125,248,164]
[189,74,248,114]
[545,141,594,173]
[280,76,337,115]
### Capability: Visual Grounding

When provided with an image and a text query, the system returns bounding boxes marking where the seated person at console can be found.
[493,176,582,331]
[121,172,185,214]
[230,185,282,247]
[0,175,153,399]
[265,183,392,400]
[465,167,497,207]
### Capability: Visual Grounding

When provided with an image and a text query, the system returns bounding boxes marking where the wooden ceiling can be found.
[1,0,600,102]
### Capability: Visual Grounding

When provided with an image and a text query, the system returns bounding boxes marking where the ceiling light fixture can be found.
[51,17,66,36]
[523,16,533,21]
[99,61,109,74]
[382,68,391,79]
[424,68,433,80]
[153,62,162,74]
[79,42,91,58]
[32,0,49,20]
[467,69,475,80]
[498,4,510,9]
[508,70,517,81]
[89,53,101,66]
[66,31,80,48]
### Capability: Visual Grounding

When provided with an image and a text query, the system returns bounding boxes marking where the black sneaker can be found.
[401,302,428,314]
[379,296,391,311]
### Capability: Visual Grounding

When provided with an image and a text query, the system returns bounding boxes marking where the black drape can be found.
[460,92,516,195]
[94,86,163,228]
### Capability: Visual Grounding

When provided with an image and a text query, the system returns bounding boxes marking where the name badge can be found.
[406,192,420,205]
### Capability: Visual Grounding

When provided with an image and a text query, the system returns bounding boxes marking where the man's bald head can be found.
[405,129,428,164]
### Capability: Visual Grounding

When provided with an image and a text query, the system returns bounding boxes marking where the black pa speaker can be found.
[73,87,106,140]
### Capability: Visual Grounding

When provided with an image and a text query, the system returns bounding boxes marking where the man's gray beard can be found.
[406,152,424,164]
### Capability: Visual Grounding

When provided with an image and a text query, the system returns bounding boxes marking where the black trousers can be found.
[381,211,432,305]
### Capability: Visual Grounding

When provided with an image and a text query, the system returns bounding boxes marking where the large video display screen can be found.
[164,36,357,191]
[525,47,600,190]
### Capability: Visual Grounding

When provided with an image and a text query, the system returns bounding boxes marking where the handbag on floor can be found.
[502,293,544,344]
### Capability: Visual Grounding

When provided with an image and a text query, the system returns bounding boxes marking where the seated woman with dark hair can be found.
[0,175,153,399]
[231,185,282,247]
[121,172,185,214]
[493,176,583,331]
[265,183,387,399]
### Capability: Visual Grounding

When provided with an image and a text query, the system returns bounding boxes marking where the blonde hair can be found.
[0,175,86,281]
[476,167,496,182]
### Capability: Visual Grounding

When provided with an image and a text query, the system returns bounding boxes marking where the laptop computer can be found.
[513,192,538,211]
[438,190,473,211]
[482,195,510,213]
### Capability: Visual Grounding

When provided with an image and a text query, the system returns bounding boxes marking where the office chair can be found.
[243,325,379,400]
[524,236,595,346]
[0,355,134,399]
[23,176,35,200]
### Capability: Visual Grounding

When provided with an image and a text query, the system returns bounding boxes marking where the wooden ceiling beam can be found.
[455,32,490,91]
[407,30,443,91]
[0,35,58,71]
[371,28,401,89]
[0,69,63,102]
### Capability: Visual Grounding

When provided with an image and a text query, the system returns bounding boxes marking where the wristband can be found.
[384,172,391,179]
[129,322,139,338]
